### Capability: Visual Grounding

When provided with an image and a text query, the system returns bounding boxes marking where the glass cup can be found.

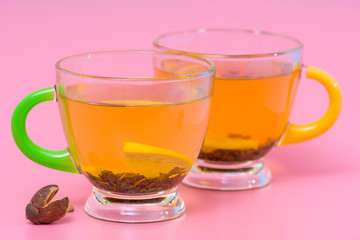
[154,29,342,190]
[11,50,215,222]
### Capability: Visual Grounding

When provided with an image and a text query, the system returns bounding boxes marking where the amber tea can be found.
[58,84,210,194]
[199,66,300,162]
[156,59,300,162]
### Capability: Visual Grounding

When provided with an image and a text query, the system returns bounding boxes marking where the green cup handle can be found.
[11,87,79,173]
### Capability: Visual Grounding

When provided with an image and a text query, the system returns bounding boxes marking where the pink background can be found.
[1,0,359,239]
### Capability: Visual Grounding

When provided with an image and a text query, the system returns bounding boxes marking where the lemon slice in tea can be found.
[123,142,192,178]
[201,135,259,152]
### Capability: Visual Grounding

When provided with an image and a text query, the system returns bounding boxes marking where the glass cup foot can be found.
[182,158,272,190]
[85,187,185,223]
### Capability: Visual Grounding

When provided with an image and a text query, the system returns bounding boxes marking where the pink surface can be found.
[1,0,359,239]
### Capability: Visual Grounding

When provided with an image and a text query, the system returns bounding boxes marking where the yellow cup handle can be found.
[279,66,342,145]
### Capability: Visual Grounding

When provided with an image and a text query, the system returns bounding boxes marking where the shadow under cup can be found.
[154,29,342,190]
[12,51,215,223]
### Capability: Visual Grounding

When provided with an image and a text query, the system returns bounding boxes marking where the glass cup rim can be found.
[153,28,304,58]
[55,50,216,82]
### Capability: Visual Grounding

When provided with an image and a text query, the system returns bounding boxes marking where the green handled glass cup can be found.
[12,50,215,222]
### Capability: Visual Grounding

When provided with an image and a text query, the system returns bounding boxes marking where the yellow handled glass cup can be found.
[154,29,342,190]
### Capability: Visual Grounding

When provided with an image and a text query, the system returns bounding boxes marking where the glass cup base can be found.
[182,158,272,190]
[85,187,185,223]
